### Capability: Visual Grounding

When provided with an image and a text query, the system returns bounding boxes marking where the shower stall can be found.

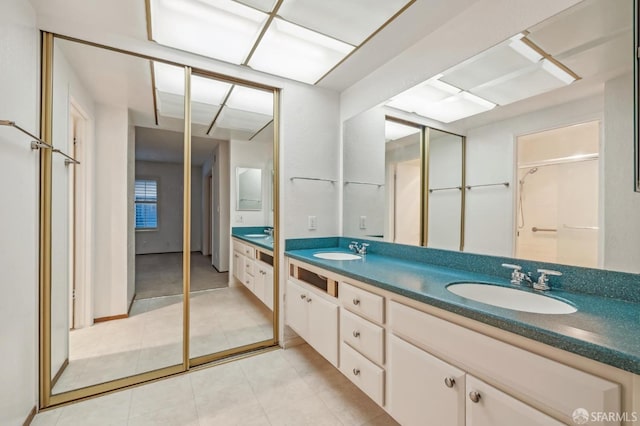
[515,121,600,267]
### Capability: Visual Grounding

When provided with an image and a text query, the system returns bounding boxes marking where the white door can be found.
[307,293,338,367]
[285,280,308,338]
[466,376,563,426]
[253,263,266,301]
[388,334,465,426]
[263,265,274,310]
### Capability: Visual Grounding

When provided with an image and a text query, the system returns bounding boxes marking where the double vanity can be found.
[283,237,640,426]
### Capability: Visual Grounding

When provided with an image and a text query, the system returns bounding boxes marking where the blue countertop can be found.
[285,245,640,375]
[232,227,274,251]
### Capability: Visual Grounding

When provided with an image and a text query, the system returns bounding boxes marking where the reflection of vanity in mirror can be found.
[343,0,635,272]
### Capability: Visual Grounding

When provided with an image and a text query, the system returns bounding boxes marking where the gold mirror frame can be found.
[38,31,281,408]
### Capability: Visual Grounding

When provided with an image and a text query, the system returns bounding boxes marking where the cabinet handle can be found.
[300,294,306,300]
[352,368,360,376]
[444,377,455,388]
[307,298,312,303]
[469,391,481,403]
[352,330,360,338]
[352,298,360,306]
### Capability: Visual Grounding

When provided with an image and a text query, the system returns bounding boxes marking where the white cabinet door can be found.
[466,376,564,426]
[285,280,308,339]
[253,263,265,300]
[307,292,339,367]
[232,251,245,283]
[263,265,274,310]
[388,334,465,426]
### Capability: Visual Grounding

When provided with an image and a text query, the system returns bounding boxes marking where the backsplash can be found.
[285,237,640,303]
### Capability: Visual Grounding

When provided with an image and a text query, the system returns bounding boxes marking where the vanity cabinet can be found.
[285,279,339,366]
[388,334,562,426]
[232,237,274,310]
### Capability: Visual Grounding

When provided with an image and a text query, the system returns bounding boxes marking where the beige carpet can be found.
[135,252,229,299]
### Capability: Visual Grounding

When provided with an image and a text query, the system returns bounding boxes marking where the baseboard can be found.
[22,405,36,426]
[50,358,69,389]
[94,313,128,323]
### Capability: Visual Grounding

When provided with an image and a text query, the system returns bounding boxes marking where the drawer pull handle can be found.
[444,377,455,388]
[352,368,360,376]
[307,298,312,303]
[300,294,306,300]
[469,391,481,403]
[352,298,360,306]
[352,330,360,338]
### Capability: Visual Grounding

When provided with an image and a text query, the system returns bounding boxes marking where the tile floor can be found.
[53,286,273,394]
[37,344,399,425]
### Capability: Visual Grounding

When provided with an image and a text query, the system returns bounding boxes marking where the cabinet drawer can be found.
[340,342,385,406]
[242,273,254,291]
[245,259,254,276]
[244,245,255,258]
[389,301,620,422]
[339,282,384,324]
[233,240,246,253]
[341,309,384,365]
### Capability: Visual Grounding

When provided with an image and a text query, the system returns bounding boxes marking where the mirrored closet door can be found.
[41,34,279,408]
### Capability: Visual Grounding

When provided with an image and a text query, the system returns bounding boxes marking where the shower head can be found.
[519,167,538,184]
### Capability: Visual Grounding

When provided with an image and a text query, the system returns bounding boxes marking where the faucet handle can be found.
[537,269,562,276]
[534,269,562,291]
[501,263,522,271]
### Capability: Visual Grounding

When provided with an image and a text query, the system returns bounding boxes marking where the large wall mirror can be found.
[42,34,278,407]
[343,0,638,273]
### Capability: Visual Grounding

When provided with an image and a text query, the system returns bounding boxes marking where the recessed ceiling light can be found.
[386,77,460,114]
[508,35,543,63]
[541,59,577,85]
[248,18,354,84]
[150,0,268,65]
[154,63,232,105]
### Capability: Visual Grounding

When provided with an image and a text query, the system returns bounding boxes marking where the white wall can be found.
[343,107,386,238]
[127,117,135,304]
[230,138,272,227]
[603,73,640,273]
[134,161,203,254]
[463,94,603,256]
[213,142,230,271]
[0,1,39,423]
[93,105,130,318]
[282,84,341,238]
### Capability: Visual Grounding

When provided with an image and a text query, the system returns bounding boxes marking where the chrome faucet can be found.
[501,264,562,291]
[263,227,274,238]
[349,241,369,255]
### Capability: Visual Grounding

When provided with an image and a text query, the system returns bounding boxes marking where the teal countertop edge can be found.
[232,227,274,251]
[285,237,640,375]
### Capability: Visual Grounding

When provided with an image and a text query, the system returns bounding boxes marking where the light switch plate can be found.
[308,215,317,230]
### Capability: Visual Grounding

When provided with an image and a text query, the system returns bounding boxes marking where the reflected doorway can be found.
[515,121,600,267]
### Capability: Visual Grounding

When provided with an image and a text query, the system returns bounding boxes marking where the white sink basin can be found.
[447,283,576,314]
[313,252,362,260]
[244,234,267,238]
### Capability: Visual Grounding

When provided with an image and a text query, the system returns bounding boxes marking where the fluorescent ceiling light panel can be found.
[156,91,185,120]
[386,78,460,113]
[150,0,268,64]
[441,38,540,90]
[385,121,420,141]
[508,37,543,63]
[421,92,495,123]
[471,64,572,105]
[216,107,272,132]
[191,102,221,126]
[248,18,354,84]
[277,0,409,45]
[234,0,277,13]
[541,59,576,84]
[226,86,273,116]
[155,63,232,105]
